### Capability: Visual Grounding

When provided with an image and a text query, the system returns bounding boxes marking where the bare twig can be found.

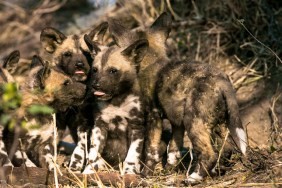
[64,165,85,187]
[52,113,59,188]
[237,19,282,64]
[269,89,281,133]
[186,147,193,177]
[238,182,282,187]
[216,130,230,175]
[0,1,26,14]
[32,0,67,16]
[166,0,181,20]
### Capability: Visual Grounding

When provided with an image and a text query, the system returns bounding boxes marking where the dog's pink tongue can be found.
[94,91,105,96]
[75,70,85,74]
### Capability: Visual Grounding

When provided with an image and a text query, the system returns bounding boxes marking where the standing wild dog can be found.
[109,13,248,183]
[40,23,108,145]
[3,55,87,170]
[69,29,147,175]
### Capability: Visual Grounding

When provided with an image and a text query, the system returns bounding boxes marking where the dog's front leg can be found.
[141,108,163,176]
[0,126,13,167]
[123,116,144,174]
[69,127,88,172]
[83,118,108,174]
[39,140,55,171]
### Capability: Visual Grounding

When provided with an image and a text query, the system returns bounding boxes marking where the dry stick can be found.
[148,0,158,17]
[195,36,201,61]
[166,0,181,20]
[238,182,282,187]
[237,19,282,64]
[216,31,220,63]
[0,1,26,14]
[93,172,106,188]
[191,0,203,20]
[270,91,281,133]
[160,0,165,14]
[52,113,59,188]
[201,162,211,179]
[32,0,67,15]
[64,166,85,187]
[139,160,154,174]
[216,130,230,176]
[174,148,190,172]
[84,132,88,187]
[186,147,193,177]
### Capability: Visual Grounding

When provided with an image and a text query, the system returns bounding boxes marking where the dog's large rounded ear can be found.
[150,12,172,40]
[29,55,45,89]
[30,55,49,89]
[121,39,148,66]
[40,27,67,53]
[3,50,20,73]
[108,18,140,48]
[88,22,109,44]
[84,34,101,56]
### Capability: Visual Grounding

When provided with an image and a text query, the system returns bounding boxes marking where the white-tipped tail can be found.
[236,128,247,155]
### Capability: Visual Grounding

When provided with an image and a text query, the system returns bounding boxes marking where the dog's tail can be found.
[221,78,248,155]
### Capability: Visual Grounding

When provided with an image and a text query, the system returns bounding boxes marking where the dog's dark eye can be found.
[63,79,71,86]
[109,68,118,74]
[63,51,72,57]
[92,67,98,73]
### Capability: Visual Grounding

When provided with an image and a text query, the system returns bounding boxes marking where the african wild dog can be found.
[0,50,20,167]
[109,13,248,183]
[0,50,40,167]
[40,23,108,147]
[40,23,109,82]
[69,27,147,175]
[3,55,86,170]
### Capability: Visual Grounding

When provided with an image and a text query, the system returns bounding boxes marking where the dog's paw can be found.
[123,162,140,175]
[185,172,203,185]
[82,158,106,174]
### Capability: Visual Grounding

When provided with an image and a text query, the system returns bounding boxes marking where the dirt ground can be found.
[0,0,281,187]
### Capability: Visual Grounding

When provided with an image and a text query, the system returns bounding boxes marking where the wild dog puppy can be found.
[40,24,109,82]
[0,50,39,168]
[109,13,248,183]
[69,33,147,175]
[3,55,86,170]
[40,23,108,151]
[0,50,22,167]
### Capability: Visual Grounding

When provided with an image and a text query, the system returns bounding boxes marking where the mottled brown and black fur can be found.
[109,13,247,183]
[3,55,87,170]
[40,24,109,146]
[69,29,147,174]
[0,50,20,167]
[40,23,108,83]
[0,50,19,84]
